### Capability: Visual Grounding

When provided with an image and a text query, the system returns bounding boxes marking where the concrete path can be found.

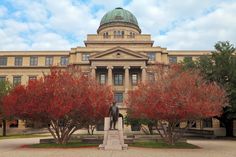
[0,138,236,157]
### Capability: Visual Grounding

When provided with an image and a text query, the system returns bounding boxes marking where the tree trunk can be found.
[148,123,153,135]
[2,119,6,136]
[225,120,234,137]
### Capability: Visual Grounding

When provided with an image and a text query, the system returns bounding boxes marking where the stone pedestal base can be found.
[99,117,128,150]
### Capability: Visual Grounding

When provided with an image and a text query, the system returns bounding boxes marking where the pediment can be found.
[89,46,148,61]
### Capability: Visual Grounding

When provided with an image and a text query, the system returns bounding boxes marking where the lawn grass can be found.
[0,134,50,140]
[27,141,198,149]
[130,141,199,149]
[28,142,98,148]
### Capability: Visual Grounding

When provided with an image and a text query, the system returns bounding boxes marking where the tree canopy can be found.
[127,64,227,144]
[182,41,236,136]
[3,68,113,143]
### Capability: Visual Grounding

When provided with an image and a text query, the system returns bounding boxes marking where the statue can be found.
[109,101,119,130]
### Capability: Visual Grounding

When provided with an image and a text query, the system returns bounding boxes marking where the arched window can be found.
[103,32,109,39]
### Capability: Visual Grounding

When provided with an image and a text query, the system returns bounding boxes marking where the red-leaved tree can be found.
[127,64,228,145]
[3,67,113,144]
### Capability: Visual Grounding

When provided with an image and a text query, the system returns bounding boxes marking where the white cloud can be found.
[0,6,7,17]
[0,0,235,51]
[154,1,236,50]
[30,32,73,50]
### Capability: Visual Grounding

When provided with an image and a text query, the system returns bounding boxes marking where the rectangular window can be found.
[45,56,53,66]
[169,56,177,64]
[13,76,21,86]
[15,57,23,66]
[82,53,90,61]
[29,76,37,81]
[184,56,193,61]
[147,52,156,61]
[114,73,123,85]
[0,76,6,82]
[30,56,38,66]
[0,57,7,66]
[99,73,106,85]
[131,73,138,85]
[115,92,123,103]
[203,118,212,128]
[60,56,68,66]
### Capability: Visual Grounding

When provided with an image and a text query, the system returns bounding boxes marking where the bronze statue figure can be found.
[109,101,119,130]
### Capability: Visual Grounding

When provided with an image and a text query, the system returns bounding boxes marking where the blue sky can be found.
[0,0,235,50]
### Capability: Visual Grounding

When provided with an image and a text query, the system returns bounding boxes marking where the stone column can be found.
[107,66,113,86]
[141,66,147,83]
[90,66,97,78]
[124,66,130,93]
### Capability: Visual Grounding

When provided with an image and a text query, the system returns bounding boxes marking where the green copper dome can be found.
[100,7,139,27]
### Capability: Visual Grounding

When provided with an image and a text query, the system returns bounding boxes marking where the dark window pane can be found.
[203,118,212,128]
[15,57,23,66]
[30,56,38,66]
[0,76,6,82]
[13,76,21,86]
[82,53,90,61]
[115,92,123,103]
[131,73,138,85]
[29,76,37,81]
[0,57,7,66]
[60,56,68,66]
[45,56,53,66]
[147,52,156,61]
[169,56,177,64]
[99,74,106,85]
[114,74,123,85]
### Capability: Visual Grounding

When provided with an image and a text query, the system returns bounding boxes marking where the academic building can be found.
[0,7,235,136]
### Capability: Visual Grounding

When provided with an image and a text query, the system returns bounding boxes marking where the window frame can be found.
[147,52,156,61]
[45,56,53,66]
[99,73,106,85]
[30,56,38,66]
[82,53,90,61]
[0,56,7,66]
[131,73,138,85]
[60,56,69,66]
[114,92,123,103]
[14,56,23,66]
[114,73,123,86]
[169,56,177,64]
[13,76,21,86]
[203,118,213,128]
[0,76,6,82]
[28,76,37,81]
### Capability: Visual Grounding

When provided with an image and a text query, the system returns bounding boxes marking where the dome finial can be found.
[115,7,123,9]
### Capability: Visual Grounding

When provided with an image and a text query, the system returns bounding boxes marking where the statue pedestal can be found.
[99,117,128,150]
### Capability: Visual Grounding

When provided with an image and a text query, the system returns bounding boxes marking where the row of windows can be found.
[103,31,136,39]
[99,73,139,85]
[0,56,69,66]
[168,56,193,64]
[0,75,37,86]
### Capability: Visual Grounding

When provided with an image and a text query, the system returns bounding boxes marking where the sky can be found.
[0,0,235,51]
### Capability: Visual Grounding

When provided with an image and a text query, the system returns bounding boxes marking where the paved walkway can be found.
[0,138,236,157]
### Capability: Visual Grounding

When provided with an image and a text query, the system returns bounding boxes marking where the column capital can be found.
[123,66,130,69]
[106,66,113,69]
[90,66,97,70]
[141,66,147,70]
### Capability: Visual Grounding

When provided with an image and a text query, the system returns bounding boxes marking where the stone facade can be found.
[0,7,234,136]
